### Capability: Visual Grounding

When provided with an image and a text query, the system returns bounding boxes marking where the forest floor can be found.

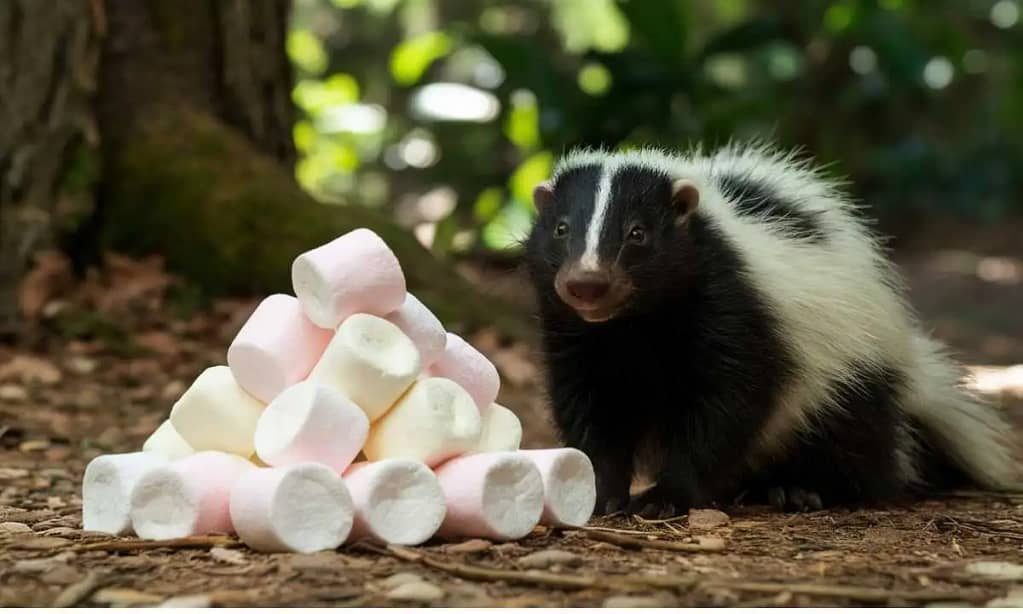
[2,227,1023,607]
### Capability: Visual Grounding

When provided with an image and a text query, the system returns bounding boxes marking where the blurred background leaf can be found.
[288,0,1023,254]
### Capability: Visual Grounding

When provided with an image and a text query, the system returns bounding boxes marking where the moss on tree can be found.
[101,108,534,340]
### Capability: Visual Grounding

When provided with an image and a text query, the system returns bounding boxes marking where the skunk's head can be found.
[525,155,701,323]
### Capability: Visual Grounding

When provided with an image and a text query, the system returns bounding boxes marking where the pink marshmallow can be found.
[385,293,447,368]
[427,333,500,410]
[291,228,407,329]
[342,460,446,545]
[129,451,253,539]
[227,294,332,403]
[230,463,354,553]
[516,448,596,528]
[253,381,368,472]
[433,452,544,542]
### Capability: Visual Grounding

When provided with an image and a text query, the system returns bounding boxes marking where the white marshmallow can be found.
[230,463,354,553]
[169,366,265,457]
[385,293,447,368]
[426,333,500,410]
[130,451,253,540]
[475,403,522,452]
[82,452,167,535]
[517,448,596,528]
[306,314,420,421]
[342,460,446,545]
[253,382,368,471]
[434,452,544,541]
[291,228,407,328]
[142,420,194,461]
[227,294,333,403]
[362,377,481,467]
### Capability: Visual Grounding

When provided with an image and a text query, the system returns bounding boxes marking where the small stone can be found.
[0,522,32,533]
[66,356,97,375]
[210,547,247,565]
[965,561,1023,581]
[93,588,165,606]
[517,549,582,569]
[697,535,727,549]
[688,508,730,531]
[160,594,212,608]
[603,594,674,608]
[446,538,492,554]
[379,572,425,590]
[0,384,28,402]
[386,581,445,603]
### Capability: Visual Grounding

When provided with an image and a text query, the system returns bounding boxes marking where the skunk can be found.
[524,144,1021,516]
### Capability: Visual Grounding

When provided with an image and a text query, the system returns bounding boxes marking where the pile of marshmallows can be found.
[82,229,596,553]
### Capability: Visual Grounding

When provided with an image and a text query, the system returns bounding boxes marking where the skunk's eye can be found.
[553,221,569,239]
[627,225,647,244]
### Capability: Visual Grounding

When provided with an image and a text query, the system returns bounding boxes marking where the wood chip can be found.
[210,546,247,565]
[0,521,32,533]
[446,538,492,553]
[965,561,1023,581]
[93,588,165,606]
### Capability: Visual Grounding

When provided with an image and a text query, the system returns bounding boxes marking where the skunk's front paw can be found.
[625,484,685,519]
[767,486,823,512]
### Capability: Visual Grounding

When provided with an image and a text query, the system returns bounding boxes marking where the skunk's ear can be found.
[533,181,555,211]
[671,179,700,218]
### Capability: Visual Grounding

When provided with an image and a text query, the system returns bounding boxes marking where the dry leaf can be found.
[0,355,62,385]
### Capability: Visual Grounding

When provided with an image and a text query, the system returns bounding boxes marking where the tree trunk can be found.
[2,0,532,341]
[0,0,100,335]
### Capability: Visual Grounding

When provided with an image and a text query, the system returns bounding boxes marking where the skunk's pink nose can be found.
[565,274,611,303]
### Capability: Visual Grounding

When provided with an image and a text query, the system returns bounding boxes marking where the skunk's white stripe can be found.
[580,164,616,271]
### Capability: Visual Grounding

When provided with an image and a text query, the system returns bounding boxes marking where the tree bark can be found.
[0,0,100,335]
[93,0,532,339]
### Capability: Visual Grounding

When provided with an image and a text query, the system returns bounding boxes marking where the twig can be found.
[52,572,108,607]
[704,581,985,604]
[582,528,727,553]
[368,543,981,603]
[576,525,661,537]
[74,535,240,552]
[367,544,599,590]
[631,514,688,525]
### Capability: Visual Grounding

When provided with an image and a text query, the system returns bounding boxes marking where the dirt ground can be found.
[2,231,1022,607]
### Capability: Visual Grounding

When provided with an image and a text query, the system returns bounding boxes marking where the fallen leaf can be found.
[379,572,425,590]
[19,250,74,319]
[0,468,30,480]
[0,355,62,385]
[135,331,180,357]
[0,384,28,402]
[0,521,32,533]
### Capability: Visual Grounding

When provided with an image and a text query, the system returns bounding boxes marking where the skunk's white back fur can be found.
[555,143,1021,490]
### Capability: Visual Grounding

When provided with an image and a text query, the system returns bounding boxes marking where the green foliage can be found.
[288,0,1023,254]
